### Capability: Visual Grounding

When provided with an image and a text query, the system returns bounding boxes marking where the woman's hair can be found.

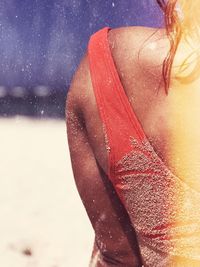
[157,0,200,94]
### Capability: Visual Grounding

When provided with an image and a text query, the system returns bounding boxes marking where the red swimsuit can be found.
[88,27,200,266]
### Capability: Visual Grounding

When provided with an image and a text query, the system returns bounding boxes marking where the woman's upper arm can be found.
[65,52,141,266]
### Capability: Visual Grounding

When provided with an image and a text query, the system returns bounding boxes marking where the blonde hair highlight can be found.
[157,0,200,94]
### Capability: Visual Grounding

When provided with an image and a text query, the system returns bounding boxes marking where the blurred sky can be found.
[0,0,163,90]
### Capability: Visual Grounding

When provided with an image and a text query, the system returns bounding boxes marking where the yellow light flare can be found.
[177,0,200,40]
[166,69,200,264]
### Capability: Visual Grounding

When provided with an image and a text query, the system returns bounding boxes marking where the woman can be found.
[66,1,200,266]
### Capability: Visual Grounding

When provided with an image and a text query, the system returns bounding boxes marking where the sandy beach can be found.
[0,117,94,267]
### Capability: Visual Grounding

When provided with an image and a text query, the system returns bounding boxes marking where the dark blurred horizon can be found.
[0,0,163,117]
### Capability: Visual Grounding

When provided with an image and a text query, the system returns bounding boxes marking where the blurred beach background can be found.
[0,1,162,266]
[0,117,93,267]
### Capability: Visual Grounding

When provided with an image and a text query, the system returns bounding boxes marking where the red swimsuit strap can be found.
[88,27,146,180]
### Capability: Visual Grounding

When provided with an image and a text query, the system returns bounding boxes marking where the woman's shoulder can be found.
[107,25,166,48]
[106,26,168,89]
[107,26,167,69]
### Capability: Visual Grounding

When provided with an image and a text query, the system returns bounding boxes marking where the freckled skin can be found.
[66,26,200,266]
